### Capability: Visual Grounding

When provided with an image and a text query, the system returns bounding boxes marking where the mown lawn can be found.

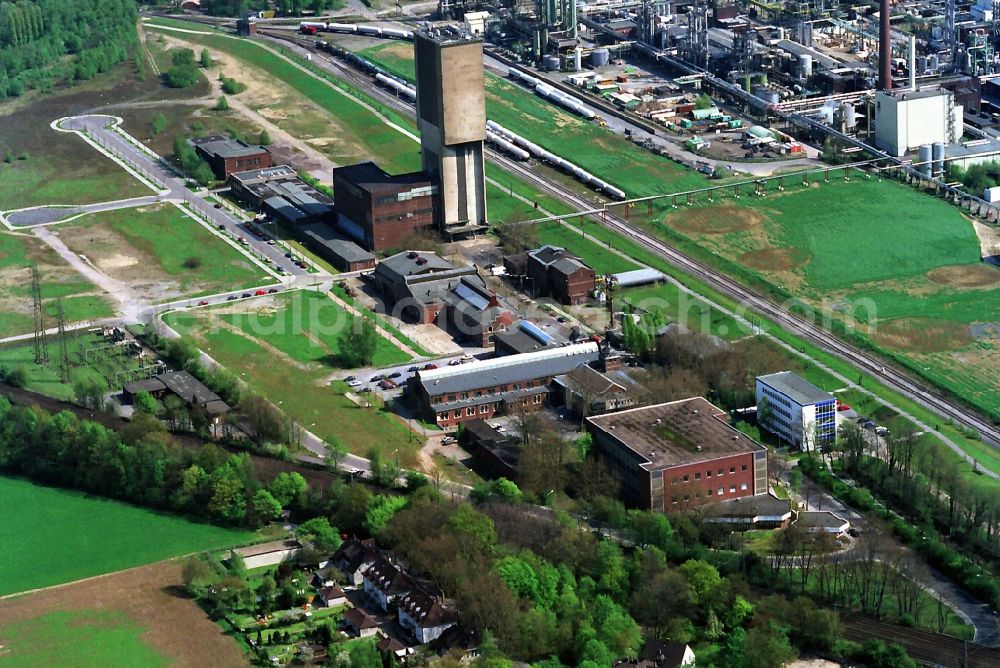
[0,475,257,596]
[0,610,169,668]
[164,310,419,465]
[214,290,411,367]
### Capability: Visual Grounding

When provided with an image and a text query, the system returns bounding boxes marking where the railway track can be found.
[840,614,1000,667]
[256,28,1000,453]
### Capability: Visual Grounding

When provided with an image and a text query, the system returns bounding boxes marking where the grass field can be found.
[0,231,116,338]
[144,20,422,174]
[164,301,420,465]
[58,203,271,302]
[209,290,411,367]
[0,610,169,668]
[0,561,249,668]
[0,476,257,596]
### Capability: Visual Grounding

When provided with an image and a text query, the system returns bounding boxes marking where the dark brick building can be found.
[334,162,436,252]
[505,245,596,305]
[192,135,272,179]
[586,397,768,512]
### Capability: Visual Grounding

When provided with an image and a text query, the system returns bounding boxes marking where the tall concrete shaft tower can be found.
[414,31,488,236]
[879,0,892,90]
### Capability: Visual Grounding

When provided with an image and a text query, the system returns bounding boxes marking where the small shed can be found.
[610,268,667,288]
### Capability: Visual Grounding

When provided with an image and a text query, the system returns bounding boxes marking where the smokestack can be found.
[879,0,892,90]
[909,35,916,90]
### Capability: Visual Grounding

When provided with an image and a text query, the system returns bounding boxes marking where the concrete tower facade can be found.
[414,31,488,237]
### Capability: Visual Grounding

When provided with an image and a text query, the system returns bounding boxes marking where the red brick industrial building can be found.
[585,397,768,512]
[191,135,272,179]
[333,162,436,252]
[504,245,596,305]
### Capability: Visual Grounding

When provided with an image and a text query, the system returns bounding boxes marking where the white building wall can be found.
[874,90,963,157]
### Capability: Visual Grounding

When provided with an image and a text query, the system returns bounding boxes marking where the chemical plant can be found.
[418,0,1000,194]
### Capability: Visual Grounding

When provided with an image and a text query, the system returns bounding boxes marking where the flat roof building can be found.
[296,223,376,272]
[755,371,836,450]
[586,397,768,512]
[192,135,272,179]
[334,161,437,252]
[228,165,334,226]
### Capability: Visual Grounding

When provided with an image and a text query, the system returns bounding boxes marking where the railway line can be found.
[254,27,1000,455]
[840,614,1000,667]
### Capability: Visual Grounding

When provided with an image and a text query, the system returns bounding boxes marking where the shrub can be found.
[183,256,202,269]
[215,96,229,111]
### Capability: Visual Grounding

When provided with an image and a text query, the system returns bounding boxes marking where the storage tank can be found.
[751,85,767,100]
[799,54,813,78]
[763,90,780,105]
[591,48,610,67]
[917,144,932,177]
[932,142,946,177]
[840,102,857,129]
[573,47,583,72]
[543,54,560,71]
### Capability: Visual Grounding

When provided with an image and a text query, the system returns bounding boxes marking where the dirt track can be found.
[0,561,250,668]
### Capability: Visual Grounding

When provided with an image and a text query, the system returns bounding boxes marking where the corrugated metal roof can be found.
[418,342,600,396]
[453,282,490,310]
[611,268,666,287]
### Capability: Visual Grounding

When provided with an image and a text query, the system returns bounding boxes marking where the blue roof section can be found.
[453,283,490,311]
[519,320,553,345]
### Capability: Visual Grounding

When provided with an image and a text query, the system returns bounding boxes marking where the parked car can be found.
[347,379,362,388]
[360,387,373,393]
[423,363,438,370]
[267,239,276,245]
[370,374,384,383]
[241,293,252,299]
[408,366,419,372]
[297,261,308,269]
[268,288,279,294]
[197,300,209,306]
[448,359,462,366]
[227,295,238,301]
[441,436,457,445]
[345,375,356,382]
[217,224,226,230]
[388,371,402,379]
[254,289,267,296]
[460,353,474,363]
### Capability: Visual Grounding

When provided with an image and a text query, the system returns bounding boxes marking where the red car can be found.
[254,289,267,296]
[423,363,438,370]
[197,300,209,306]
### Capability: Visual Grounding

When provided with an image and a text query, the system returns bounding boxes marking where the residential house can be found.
[397,588,458,644]
[331,537,380,586]
[344,607,380,638]
[377,636,411,658]
[614,640,696,668]
[363,556,414,611]
[316,586,347,608]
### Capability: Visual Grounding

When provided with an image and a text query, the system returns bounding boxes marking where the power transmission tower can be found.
[56,298,70,383]
[30,263,48,364]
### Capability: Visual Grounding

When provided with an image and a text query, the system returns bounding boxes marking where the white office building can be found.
[755,371,836,450]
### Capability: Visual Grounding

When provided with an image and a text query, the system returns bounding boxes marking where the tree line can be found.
[0,0,138,100]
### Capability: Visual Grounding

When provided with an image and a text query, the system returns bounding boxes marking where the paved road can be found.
[4,195,162,227]
[55,114,309,278]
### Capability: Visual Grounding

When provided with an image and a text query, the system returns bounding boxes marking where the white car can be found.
[347,379,363,388]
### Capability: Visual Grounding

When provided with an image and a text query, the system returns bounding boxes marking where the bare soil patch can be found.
[0,561,248,668]
[872,317,973,353]
[927,264,1000,288]
[739,247,810,272]
[667,205,765,234]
